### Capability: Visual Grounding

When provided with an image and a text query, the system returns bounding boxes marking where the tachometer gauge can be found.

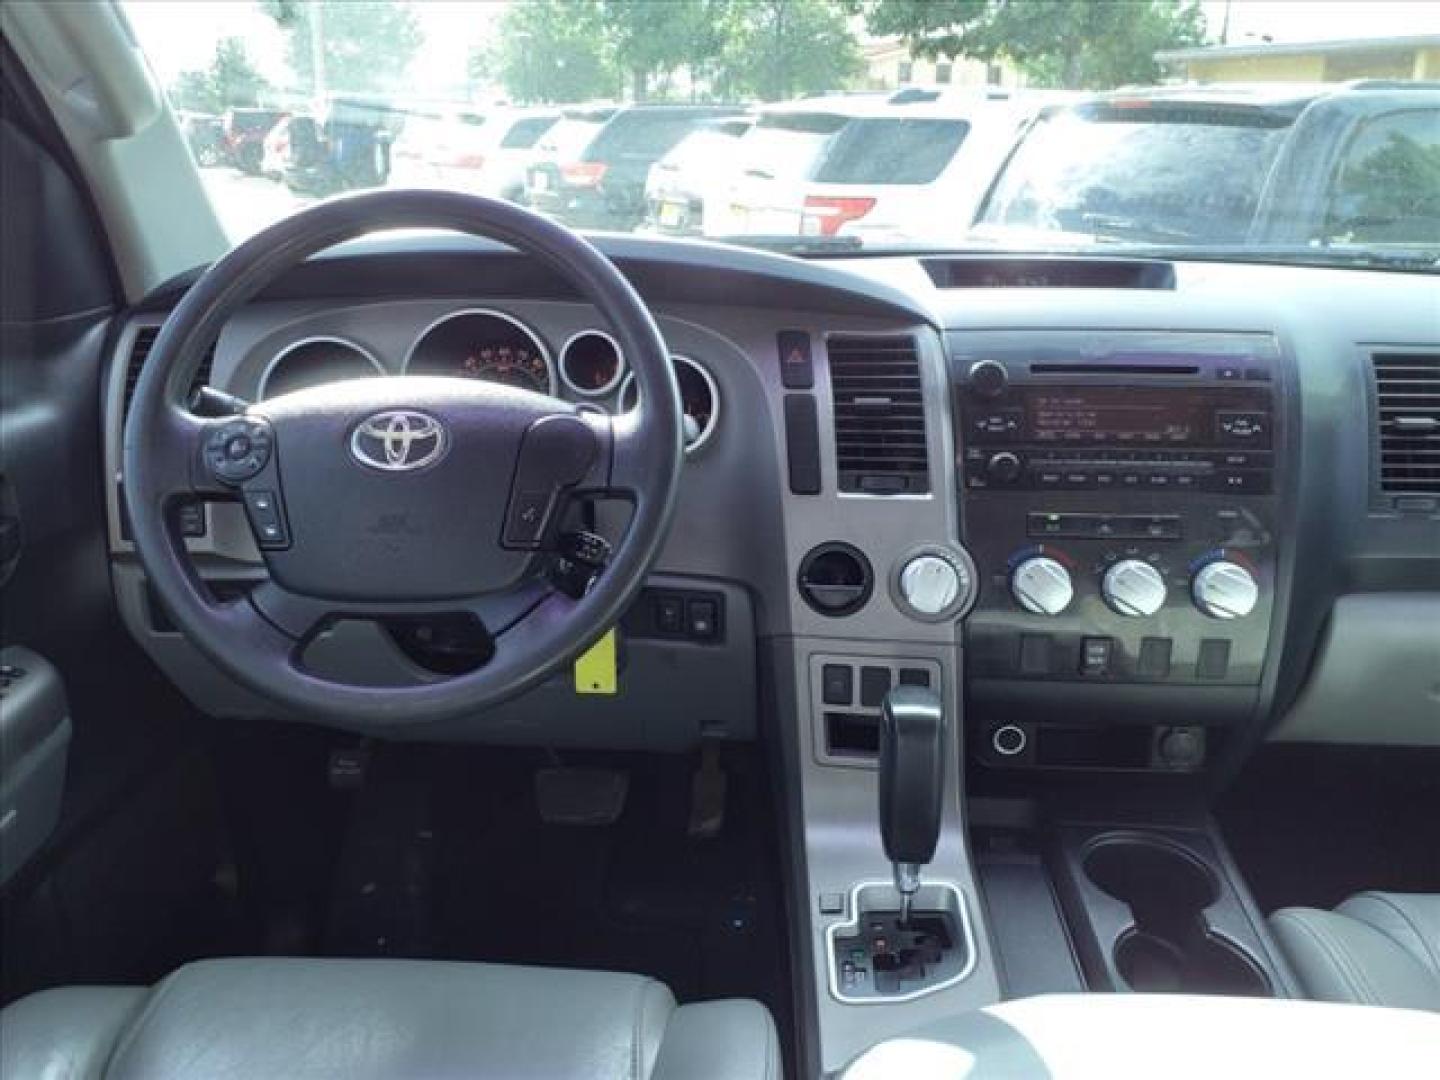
[459,342,551,392]
[259,337,384,399]
[405,309,556,395]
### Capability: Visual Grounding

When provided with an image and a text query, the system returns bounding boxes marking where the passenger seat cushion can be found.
[1271,892,1440,1012]
[0,986,148,1080]
[0,957,782,1080]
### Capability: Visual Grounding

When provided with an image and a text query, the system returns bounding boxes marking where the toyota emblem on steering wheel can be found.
[350,410,448,472]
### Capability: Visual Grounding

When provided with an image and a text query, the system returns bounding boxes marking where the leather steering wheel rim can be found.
[124,190,683,728]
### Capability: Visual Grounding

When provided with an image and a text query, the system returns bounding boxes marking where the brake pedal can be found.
[688,745,727,840]
[534,767,629,826]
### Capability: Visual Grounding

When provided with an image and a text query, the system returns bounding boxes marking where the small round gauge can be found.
[619,355,719,455]
[559,330,625,396]
[259,337,384,400]
[405,309,555,395]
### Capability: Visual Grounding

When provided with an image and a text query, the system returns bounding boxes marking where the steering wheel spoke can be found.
[463,577,557,638]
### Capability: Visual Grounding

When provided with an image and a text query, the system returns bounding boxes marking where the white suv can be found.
[711,93,1043,245]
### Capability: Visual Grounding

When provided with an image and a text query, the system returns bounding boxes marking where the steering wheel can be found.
[124,191,684,727]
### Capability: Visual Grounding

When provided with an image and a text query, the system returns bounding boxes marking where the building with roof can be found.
[1157,34,1440,84]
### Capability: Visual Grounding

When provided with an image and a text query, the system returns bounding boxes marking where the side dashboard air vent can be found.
[122,326,216,416]
[828,334,930,494]
[1372,351,1440,495]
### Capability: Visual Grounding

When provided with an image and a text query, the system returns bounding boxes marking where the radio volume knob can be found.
[967,360,1008,398]
[1192,560,1259,619]
[1102,559,1167,617]
[1012,557,1073,616]
[987,451,1022,483]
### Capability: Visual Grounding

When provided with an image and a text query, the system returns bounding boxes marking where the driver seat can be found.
[0,957,781,1079]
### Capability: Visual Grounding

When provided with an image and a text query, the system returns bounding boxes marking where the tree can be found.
[600,0,724,101]
[171,36,268,114]
[262,0,423,96]
[720,0,863,102]
[477,0,617,104]
[860,0,1208,90]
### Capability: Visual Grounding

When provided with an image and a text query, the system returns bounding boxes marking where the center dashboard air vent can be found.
[828,334,930,494]
[1372,351,1440,497]
[122,326,215,416]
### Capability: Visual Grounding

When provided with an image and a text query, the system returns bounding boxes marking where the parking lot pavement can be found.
[200,166,315,240]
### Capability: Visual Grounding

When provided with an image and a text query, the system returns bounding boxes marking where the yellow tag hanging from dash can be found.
[573,628,618,695]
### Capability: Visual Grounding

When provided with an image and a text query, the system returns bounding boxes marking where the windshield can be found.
[123,0,1440,268]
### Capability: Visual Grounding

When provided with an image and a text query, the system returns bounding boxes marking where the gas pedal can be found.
[534,766,629,826]
[688,745,727,840]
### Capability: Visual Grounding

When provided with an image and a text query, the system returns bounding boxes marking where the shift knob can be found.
[878,686,945,869]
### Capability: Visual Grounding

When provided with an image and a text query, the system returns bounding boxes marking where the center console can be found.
[950,331,1287,773]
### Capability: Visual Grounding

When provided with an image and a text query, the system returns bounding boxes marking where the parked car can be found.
[391,106,560,202]
[974,81,1440,248]
[642,115,754,236]
[262,102,397,195]
[711,94,1034,244]
[178,111,225,167]
[526,105,746,230]
[221,107,287,174]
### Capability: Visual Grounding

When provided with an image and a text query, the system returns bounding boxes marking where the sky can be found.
[122,0,1440,99]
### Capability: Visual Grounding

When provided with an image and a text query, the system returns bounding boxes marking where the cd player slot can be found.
[1029,362,1201,376]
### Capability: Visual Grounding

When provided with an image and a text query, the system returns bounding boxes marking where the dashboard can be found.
[104,235,1440,763]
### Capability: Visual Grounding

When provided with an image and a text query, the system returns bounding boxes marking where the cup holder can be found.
[1082,835,1271,996]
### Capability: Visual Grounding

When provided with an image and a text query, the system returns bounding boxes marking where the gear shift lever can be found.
[878,685,945,926]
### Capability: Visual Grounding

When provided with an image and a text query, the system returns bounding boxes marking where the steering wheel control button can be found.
[778,330,813,390]
[242,489,290,549]
[1011,556,1073,616]
[1192,560,1260,619]
[503,490,555,548]
[205,419,272,484]
[1101,559,1167,617]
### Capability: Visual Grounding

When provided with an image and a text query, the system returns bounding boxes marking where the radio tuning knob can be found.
[987,451,1022,483]
[1192,560,1259,619]
[1102,559,1167,617]
[967,360,1008,398]
[1011,556,1073,616]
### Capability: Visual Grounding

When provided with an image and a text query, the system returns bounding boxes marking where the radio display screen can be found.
[1026,388,1206,443]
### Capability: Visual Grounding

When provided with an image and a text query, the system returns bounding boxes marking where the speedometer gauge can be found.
[405,309,556,395]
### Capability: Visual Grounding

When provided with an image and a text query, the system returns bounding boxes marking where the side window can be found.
[501,117,557,150]
[1323,109,1440,244]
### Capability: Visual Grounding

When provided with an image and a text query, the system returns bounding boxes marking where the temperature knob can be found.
[1192,560,1259,619]
[1102,559,1167,617]
[1011,556,1073,616]
[899,554,963,616]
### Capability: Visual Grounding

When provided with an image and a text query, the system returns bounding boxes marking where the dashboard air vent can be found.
[1373,352,1440,495]
[122,326,216,416]
[828,334,930,494]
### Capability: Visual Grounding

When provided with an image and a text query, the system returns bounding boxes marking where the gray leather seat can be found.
[0,957,781,1079]
[1270,891,1440,1011]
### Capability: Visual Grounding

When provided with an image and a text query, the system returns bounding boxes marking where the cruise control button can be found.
[242,489,289,550]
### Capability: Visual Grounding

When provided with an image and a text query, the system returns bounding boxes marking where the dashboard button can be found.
[1018,634,1052,675]
[898,668,931,688]
[822,664,853,705]
[1216,411,1270,444]
[778,330,813,389]
[503,489,554,547]
[859,667,891,707]
[1137,637,1173,678]
[1197,639,1231,680]
[687,599,718,640]
[1079,637,1113,677]
[1205,470,1271,494]
[654,595,684,635]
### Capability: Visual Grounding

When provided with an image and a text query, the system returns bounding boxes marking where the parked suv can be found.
[712,94,1035,244]
[975,81,1440,249]
[526,104,746,231]
[391,106,560,202]
[643,115,754,235]
[221,106,287,174]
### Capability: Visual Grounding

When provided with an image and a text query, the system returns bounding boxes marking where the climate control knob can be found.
[1011,556,1073,616]
[1102,559,1167,617]
[1192,560,1259,619]
[899,554,962,616]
